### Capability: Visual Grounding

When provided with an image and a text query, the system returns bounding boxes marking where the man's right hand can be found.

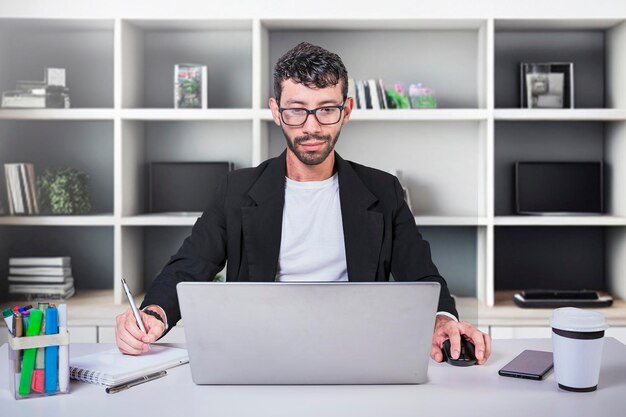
[115,307,166,355]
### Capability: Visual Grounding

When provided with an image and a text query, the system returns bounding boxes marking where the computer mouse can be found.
[442,338,477,367]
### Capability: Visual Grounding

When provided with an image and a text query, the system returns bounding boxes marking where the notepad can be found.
[69,345,189,387]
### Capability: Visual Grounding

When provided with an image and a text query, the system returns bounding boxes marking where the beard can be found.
[282,128,341,166]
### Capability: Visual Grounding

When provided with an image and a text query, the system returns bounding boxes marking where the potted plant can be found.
[37,167,92,214]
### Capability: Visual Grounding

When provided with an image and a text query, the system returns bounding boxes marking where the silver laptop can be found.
[177,282,440,385]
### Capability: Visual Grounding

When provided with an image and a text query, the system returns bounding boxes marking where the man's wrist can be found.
[142,305,169,331]
[436,311,458,323]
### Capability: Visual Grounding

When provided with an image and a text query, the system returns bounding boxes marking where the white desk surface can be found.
[1,338,625,417]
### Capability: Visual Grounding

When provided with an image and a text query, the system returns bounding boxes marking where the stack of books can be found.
[8,257,75,300]
[3,163,39,215]
[349,78,389,110]
[1,68,70,109]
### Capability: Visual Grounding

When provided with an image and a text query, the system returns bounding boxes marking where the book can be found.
[5,164,23,214]
[367,79,381,110]
[69,345,189,387]
[9,278,74,294]
[11,287,75,301]
[174,64,207,109]
[1,93,46,108]
[8,275,71,284]
[15,80,48,95]
[26,163,39,214]
[363,81,372,109]
[347,78,356,104]
[9,267,72,276]
[4,164,14,215]
[377,79,388,110]
[356,80,366,109]
[3,163,38,214]
[20,164,32,214]
[10,257,71,267]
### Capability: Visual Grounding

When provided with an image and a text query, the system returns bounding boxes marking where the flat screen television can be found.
[149,162,233,213]
[515,161,603,215]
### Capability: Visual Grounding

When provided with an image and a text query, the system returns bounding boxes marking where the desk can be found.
[1,338,625,417]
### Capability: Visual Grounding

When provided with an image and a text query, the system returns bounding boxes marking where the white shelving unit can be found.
[1,4,626,342]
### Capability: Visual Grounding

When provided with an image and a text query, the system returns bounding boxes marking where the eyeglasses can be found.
[278,100,346,126]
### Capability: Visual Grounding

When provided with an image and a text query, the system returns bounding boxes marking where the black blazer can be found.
[141,151,458,330]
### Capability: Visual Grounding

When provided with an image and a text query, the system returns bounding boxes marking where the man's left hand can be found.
[431,315,492,365]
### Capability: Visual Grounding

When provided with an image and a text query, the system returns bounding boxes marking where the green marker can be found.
[2,308,13,333]
[18,309,43,396]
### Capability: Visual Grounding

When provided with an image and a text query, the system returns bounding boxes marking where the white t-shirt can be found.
[274,173,457,321]
[275,173,348,282]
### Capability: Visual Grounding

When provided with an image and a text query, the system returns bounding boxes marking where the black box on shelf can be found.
[515,161,603,215]
[148,162,233,213]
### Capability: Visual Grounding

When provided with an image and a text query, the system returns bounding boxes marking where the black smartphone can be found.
[498,350,554,381]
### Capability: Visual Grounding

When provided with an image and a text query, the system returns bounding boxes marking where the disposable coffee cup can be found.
[550,307,608,392]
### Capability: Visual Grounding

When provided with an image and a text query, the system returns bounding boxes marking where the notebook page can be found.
[70,345,189,386]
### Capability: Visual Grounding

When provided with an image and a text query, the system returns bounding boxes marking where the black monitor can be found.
[149,162,233,213]
[515,162,603,214]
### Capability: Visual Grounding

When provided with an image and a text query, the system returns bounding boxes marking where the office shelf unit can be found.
[1,6,626,342]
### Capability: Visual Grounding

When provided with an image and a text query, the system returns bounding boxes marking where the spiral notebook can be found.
[70,345,189,386]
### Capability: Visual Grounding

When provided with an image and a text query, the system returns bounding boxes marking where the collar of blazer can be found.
[242,150,384,282]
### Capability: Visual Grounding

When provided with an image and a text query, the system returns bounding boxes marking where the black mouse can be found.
[442,339,477,366]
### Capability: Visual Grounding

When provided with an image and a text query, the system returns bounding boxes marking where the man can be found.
[116,42,491,365]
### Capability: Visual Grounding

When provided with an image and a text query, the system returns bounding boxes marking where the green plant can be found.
[37,167,92,214]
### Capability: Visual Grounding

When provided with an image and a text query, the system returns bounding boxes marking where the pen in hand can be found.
[121,278,151,351]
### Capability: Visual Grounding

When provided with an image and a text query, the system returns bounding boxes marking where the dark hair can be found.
[273,42,348,104]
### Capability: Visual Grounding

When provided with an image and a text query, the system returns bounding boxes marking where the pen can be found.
[105,371,167,394]
[32,302,49,393]
[13,312,23,374]
[18,309,43,396]
[121,278,150,349]
[57,304,69,393]
[44,307,59,394]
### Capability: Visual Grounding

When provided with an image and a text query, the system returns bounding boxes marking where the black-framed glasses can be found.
[278,100,346,126]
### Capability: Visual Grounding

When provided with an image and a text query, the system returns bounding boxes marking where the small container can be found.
[408,83,437,109]
[550,307,608,392]
[7,330,70,400]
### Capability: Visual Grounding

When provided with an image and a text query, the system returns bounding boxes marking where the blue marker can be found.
[44,307,59,394]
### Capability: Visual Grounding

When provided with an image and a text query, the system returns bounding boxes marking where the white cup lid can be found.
[550,307,608,332]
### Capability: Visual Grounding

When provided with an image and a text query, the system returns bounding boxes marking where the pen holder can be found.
[7,330,70,400]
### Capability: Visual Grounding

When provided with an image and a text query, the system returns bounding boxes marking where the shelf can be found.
[494,216,626,226]
[121,108,255,121]
[415,216,488,226]
[494,109,626,121]
[0,290,125,327]
[494,19,624,31]
[0,215,115,226]
[1,13,626,331]
[478,291,626,327]
[0,19,114,108]
[0,109,115,120]
[121,214,200,226]
[121,19,252,109]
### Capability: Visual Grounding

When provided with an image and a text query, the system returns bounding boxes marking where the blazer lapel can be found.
[336,154,383,282]
[241,151,287,282]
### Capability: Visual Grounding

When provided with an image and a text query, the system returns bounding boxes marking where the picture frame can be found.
[520,62,574,109]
